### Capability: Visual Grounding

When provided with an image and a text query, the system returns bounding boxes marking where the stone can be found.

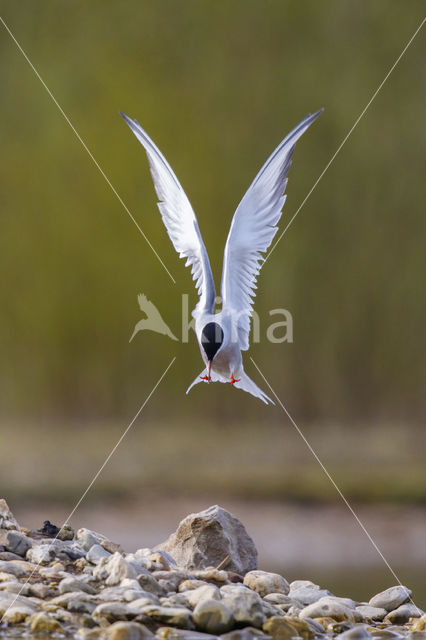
[140,604,194,628]
[186,584,221,608]
[281,617,315,640]
[0,530,32,556]
[244,570,289,597]
[48,591,96,614]
[263,615,301,639]
[179,579,209,592]
[290,580,320,590]
[128,596,164,614]
[105,621,155,639]
[93,552,138,585]
[221,628,271,639]
[77,527,108,551]
[261,600,285,619]
[193,598,234,634]
[87,543,112,564]
[2,603,35,623]
[192,568,229,583]
[92,601,132,622]
[299,596,356,621]
[0,499,20,530]
[290,587,332,606]
[263,593,294,608]
[26,544,56,565]
[411,615,426,631]
[385,603,423,623]
[356,606,388,621]
[369,586,411,612]
[158,505,257,575]
[0,560,30,577]
[137,568,165,595]
[336,626,373,640]
[154,569,192,592]
[156,629,218,640]
[59,575,97,595]
[30,611,64,633]
[221,584,265,628]
[58,524,75,541]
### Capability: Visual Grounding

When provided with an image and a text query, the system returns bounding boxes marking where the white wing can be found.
[221,110,322,350]
[122,113,216,317]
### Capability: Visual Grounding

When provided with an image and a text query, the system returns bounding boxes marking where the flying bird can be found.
[122,110,322,404]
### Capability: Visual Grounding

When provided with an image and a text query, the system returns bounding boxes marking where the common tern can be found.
[122,110,322,404]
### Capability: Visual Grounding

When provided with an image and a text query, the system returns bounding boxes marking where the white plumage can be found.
[122,110,322,404]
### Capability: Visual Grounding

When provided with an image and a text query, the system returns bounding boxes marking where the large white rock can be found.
[158,505,257,575]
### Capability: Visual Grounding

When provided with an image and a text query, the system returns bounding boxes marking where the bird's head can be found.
[201,322,224,378]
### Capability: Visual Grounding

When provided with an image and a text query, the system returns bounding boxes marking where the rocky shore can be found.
[0,500,424,639]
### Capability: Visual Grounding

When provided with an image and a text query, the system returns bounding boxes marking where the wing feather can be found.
[221,110,322,349]
[121,113,216,316]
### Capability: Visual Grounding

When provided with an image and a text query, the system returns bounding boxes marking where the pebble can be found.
[92,601,132,622]
[356,606,388,621]
[291,586,333,606]
[58,524,75,541]
[105,621,154,639]
[29,611,64,633]
[127,596,163,614]
[263,615,302,639]
[336,626,373,640]
[0,530,32,556]
[156,629,218,640]
[221,628,272,639]
[0,499,21,531]
[186,584,221,608]
[2,603,35,623]
[93,552,138,585]
[87,543,112,564]
[0,500,422,640]
[193,597,234,633]
[140,604,194,628]
[300,597,356,622]
[59,575,97,595]
[221,584,265,628]
[281,616,316,640]
[385,603,424,624]
[369,586,412,612]
[26,544,55,565]
[244,570,290,597]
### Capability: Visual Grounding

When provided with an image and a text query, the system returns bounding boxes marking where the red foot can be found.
[228,373,240,385]
[200,375,211,381]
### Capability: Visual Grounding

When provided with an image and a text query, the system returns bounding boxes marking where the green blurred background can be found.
[0,0,425,603]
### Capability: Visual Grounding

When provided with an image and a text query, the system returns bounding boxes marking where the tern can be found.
[122,110,322,404]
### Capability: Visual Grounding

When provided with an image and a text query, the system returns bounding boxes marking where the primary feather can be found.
[221,110,322,350]
[121,113,216,318]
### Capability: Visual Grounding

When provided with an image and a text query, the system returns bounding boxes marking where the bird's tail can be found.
[233,371,274,405]
[186,368,274,405]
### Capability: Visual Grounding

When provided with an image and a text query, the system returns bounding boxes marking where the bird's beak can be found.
[208,360,212,382]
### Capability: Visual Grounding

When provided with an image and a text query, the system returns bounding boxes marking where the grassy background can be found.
[0,0,425,515]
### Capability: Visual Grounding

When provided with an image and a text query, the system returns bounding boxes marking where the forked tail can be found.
[186,368,274,405]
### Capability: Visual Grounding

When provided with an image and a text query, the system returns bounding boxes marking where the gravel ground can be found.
[1,500,424,640]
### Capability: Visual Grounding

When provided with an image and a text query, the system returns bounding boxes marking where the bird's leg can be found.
[200,375,211,381]
[228,373,240,384]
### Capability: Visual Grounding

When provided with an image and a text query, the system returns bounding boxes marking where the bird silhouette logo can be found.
[129,294,178,343]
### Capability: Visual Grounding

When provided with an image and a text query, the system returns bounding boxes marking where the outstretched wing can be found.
[221,110,322,350]
[122,113,216,317]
